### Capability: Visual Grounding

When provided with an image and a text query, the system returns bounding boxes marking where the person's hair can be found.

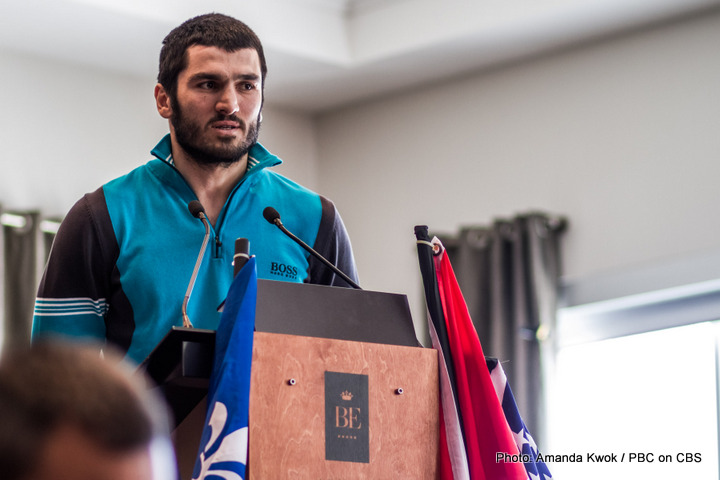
[158,13,268,101]
[0,341,169,480]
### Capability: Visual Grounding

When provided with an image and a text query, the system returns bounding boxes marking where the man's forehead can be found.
[182,45,261,78]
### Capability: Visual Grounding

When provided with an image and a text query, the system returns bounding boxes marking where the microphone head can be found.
[188,200,206,219]
[263,206,281,224]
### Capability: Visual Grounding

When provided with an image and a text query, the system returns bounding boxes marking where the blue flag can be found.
[193,257,257,480]
[487,358,553,480]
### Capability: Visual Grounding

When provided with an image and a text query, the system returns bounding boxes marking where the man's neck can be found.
[172,148,248,227]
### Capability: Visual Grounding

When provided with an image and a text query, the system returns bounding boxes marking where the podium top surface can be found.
[255,279,419,347]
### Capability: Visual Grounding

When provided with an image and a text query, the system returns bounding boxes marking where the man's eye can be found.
[240,82,256,91]
[199,81,215,89]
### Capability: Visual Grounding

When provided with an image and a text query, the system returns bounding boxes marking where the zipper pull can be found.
[214,235,222,257]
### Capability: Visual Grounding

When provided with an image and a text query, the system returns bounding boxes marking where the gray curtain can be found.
[1,210,41,351]
[439,212,566,446]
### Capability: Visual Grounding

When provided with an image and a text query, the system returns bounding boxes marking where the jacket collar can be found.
[150,133,283,174]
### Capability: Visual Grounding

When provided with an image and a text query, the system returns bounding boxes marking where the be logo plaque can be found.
[324,371,369,463]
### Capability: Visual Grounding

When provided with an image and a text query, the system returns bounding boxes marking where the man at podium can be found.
[31,13,359,365]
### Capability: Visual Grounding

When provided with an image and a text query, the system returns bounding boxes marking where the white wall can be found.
[315,12,720,332]
[257,108,320,190]
[0,49,319,218]
[0,49,166,216]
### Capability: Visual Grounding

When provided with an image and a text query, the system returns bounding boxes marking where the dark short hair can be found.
[0,341,168,480]
[158,13,268,100]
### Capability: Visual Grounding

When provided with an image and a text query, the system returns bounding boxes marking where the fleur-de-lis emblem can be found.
[192,401,248,480]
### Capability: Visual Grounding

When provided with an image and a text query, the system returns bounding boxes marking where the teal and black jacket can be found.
[32,135,358,364]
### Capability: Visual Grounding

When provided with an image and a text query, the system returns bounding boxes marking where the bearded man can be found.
[32,13,358,364]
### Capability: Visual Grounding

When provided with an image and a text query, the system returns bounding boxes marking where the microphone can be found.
[262,206,361,290]
[233,238,250,277]
[216,237,251,313]
[182,200,211,328]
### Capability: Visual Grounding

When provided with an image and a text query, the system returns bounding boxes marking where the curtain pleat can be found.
[440,212,566,446]
[1,211,40,351]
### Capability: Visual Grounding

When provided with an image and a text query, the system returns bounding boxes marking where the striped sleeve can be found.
[32,188,134,352]
[34,297,109,317]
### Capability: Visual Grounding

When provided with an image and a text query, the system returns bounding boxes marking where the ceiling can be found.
[0,0,717,113]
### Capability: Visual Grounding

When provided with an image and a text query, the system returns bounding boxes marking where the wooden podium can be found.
[249,331,438,478]
[142,280,439,479]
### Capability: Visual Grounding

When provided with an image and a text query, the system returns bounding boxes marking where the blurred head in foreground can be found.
[0,340,175,480]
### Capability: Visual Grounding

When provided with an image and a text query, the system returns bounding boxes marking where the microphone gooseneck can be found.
[182,201,212,328]
[262,206,361,290]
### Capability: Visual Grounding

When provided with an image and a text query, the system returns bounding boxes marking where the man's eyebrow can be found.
[235,73,261,82]
[187,72,260,83]
[187,72,222,83]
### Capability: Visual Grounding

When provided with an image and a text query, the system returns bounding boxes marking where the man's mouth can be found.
[211,117,243,131]
[213,123,240,130]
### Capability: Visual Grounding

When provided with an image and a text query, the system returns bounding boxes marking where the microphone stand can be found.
[182,209,211,327]
[271,217,361,290]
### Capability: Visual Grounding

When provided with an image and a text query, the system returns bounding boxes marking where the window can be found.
[547,277,720,478]
[549,321,718,479]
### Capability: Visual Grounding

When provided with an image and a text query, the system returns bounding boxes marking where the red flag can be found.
[435,244,527,480]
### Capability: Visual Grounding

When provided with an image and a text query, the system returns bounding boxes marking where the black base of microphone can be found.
[138,326,215,427]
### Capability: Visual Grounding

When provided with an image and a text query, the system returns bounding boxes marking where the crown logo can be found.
[341,390,353,401]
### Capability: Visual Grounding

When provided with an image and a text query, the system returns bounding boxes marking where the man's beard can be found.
[170,97,261,167]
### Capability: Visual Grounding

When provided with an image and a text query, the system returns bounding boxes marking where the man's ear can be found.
[154,84,173,119]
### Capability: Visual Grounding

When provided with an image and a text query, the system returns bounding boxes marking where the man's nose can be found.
[217,87,240,115]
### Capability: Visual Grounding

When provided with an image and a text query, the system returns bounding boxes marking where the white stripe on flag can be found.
[428,311,470,480]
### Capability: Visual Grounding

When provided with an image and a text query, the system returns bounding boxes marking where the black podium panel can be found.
[255,279,418,347]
